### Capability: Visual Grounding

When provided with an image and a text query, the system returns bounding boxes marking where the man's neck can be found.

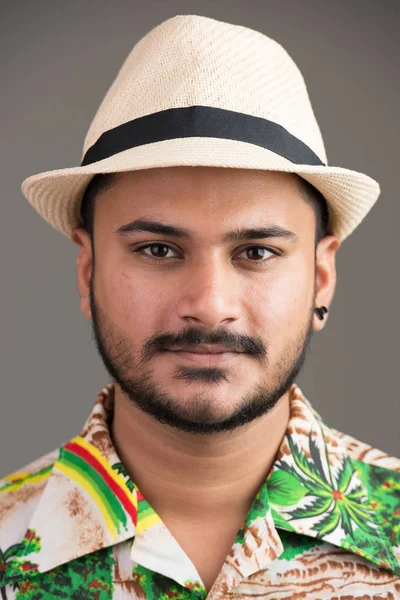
[110,384,292,526]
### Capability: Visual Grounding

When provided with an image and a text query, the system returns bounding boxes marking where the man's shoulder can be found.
[0,447,60,549]
[332,425,400,568]
[332,426,400,472]
[0,446,60,492]
[331,426,399,499]
[1,447,60,481]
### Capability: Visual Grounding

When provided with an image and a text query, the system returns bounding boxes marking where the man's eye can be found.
[133,243,279,264]
[240,246,276,261]
[136,243,174,260]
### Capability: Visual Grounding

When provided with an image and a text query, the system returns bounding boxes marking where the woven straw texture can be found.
[21,14,380,243]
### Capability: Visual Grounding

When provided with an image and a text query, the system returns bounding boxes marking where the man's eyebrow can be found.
[115,219,298,242]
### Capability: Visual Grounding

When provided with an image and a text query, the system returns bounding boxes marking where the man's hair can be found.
[80,172,330,248]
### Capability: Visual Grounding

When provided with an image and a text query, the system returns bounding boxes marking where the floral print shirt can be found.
[0,382,399,600]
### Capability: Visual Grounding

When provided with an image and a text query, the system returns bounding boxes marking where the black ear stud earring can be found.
[315,306,328,320]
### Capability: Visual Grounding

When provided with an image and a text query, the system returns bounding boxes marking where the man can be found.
[0,13,399,600]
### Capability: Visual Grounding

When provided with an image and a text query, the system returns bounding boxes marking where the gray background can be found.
[1,0,399,476]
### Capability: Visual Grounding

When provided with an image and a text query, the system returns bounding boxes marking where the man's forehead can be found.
[97,167,310,221]
[92,167,316,244]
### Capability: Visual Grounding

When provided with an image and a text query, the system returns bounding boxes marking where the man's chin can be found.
[119,384,277,434]
[131,395,240,431]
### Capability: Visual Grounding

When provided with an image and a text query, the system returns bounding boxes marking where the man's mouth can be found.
[166,345,243,365]
[167,344,242,354]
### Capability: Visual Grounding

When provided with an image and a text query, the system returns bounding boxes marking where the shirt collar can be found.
[5,382,400,588]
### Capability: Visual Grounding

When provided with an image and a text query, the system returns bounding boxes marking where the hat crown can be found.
[83,14,327,164]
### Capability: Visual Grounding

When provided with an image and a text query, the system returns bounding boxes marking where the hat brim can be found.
[21,137,380,243]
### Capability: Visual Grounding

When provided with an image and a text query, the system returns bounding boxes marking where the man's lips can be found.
[167,344,242,354]
[165,345,243,365]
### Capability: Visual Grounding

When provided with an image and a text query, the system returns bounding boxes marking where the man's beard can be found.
[89,275,316,435]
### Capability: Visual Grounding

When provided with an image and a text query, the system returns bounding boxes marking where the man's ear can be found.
[71,227,93,320]
[313,235,341,331]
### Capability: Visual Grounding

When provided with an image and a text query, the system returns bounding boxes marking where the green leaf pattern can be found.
[268,420,397,570]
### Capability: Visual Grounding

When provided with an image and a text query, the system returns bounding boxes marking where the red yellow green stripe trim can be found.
[66,436,138,523]
[56,459,118,541]
[136,496,162,534]
[54,436,138,541]
[57,448,125,526]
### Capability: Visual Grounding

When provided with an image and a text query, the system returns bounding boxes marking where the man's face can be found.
[76,167,335,434]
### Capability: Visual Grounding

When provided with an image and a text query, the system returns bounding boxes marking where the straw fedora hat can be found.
[21,14,380,243]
